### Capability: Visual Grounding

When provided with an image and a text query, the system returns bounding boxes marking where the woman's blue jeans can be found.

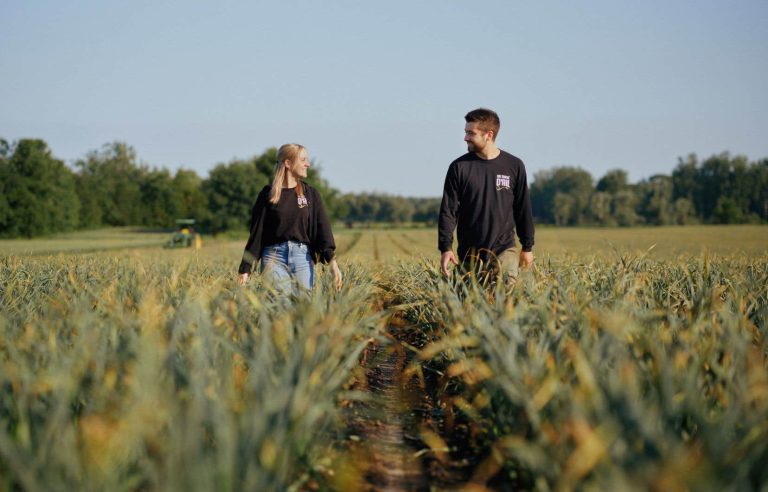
[260,241,314,295]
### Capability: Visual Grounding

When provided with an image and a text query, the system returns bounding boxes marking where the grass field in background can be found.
[0,228,169,255]
[2,225,765,259]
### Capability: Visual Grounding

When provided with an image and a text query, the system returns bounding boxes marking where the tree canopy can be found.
[1,138,766,239]
[0,139,80,237]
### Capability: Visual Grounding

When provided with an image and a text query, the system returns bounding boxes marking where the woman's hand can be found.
[330,259,343,290]
[238,273,250,285]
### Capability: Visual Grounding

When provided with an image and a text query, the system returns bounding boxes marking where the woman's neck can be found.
[284,174,298,188]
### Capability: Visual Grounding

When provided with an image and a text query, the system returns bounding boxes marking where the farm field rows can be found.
[0,226,766,490]
[2,225,766,260]
[330,225,768,262]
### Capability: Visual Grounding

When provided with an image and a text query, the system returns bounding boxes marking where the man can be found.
[438,108,535,284]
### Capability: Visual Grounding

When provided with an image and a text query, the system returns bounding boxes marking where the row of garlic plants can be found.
[384,254,768,491]
[0,253,385,491]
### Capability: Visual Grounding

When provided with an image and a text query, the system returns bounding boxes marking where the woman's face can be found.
[286,149,310,179]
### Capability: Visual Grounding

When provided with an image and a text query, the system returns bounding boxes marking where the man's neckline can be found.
[474,149,502,160]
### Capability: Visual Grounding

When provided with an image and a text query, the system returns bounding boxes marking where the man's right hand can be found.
[441,251,459,277]
[237,273,250,285]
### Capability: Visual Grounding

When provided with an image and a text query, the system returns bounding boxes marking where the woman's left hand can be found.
[238,273,250,285]
[330,259,343,290]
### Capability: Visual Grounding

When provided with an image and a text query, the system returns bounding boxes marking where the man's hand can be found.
[237,273,250,285]
[441,251,459,277]
[519,250,534,270]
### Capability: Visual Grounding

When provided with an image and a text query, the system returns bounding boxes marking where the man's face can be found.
[286,149,310,178]
[464,122,493,153]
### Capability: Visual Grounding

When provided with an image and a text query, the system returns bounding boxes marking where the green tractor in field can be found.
[165,219,202,249]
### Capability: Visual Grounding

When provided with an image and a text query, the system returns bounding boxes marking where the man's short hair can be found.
[465,108,500,141]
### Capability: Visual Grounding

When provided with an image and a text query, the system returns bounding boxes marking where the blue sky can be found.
[2,1,767,197]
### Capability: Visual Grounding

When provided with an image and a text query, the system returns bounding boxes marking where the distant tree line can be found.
[1,137,766,238]
[531,153,768,226]
[333,194,440,227]
[0,139,335,238]
[0,138,438,238]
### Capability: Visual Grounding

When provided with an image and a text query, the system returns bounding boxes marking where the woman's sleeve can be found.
[311,188,336,264]
[238,188,268,274]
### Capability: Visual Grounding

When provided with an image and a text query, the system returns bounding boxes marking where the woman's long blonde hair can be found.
[270,143,305,204]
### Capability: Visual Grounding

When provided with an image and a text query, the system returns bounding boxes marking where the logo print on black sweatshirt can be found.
[496,174,510,191]
[297,195,309,208]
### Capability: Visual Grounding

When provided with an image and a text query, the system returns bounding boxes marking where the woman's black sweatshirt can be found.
[238,183,335,274]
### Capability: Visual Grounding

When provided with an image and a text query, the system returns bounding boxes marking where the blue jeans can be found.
[260,241,314,295]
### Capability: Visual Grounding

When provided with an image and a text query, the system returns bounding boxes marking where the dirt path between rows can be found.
[331,308,486,491]
[344,340,429,490]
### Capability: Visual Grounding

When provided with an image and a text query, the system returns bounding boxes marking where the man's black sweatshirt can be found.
[438,150,535,261]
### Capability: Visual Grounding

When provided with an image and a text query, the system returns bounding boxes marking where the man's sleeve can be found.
[438,163,459,252]
[513,162,535,252]
[238,188,268,274]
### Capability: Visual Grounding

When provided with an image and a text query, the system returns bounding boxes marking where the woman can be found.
[237,143,343,294]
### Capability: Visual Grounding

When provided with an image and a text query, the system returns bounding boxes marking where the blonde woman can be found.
[238,144,342,294]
